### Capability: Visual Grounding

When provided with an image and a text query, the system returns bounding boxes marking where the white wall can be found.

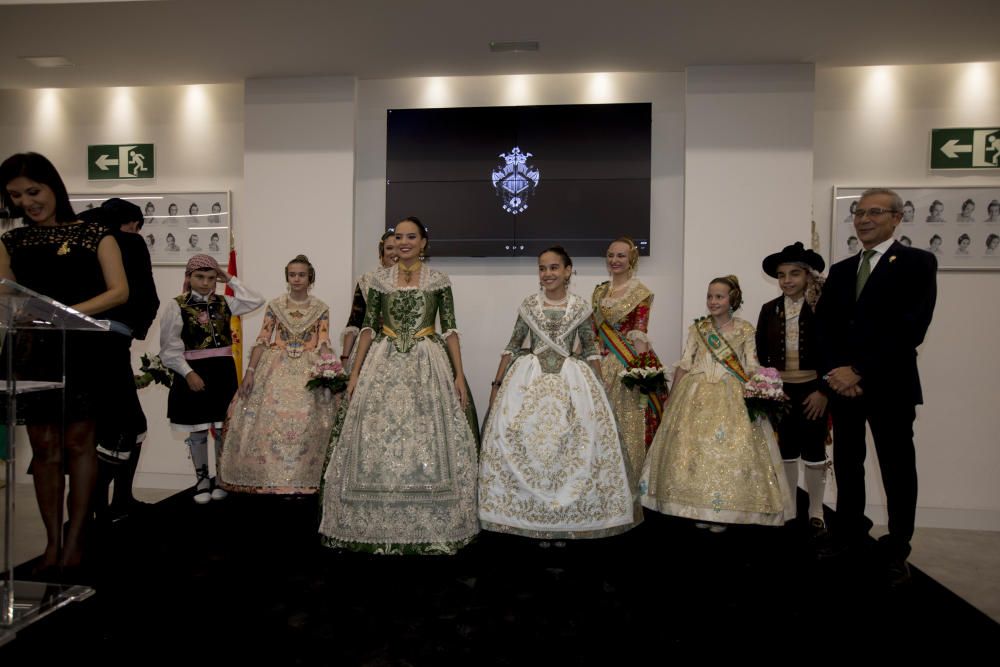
[814,63,1000,530]
[354,72,687,415]
[683,65,816,320]
[0,83,245,488]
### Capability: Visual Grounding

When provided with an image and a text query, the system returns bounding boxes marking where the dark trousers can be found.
[831,395,917,559]
[776,379,828,463]
[96,333,146,459]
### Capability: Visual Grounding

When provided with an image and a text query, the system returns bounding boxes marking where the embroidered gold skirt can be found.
[640,371,794,526]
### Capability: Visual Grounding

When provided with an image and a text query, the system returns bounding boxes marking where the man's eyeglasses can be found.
[853,207,897,218]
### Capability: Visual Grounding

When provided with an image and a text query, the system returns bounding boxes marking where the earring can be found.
[728,306,734,316]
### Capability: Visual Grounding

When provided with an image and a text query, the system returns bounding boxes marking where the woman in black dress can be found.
[0,153,128,573]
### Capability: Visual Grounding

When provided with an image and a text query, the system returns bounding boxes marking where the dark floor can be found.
[4,491,999,663]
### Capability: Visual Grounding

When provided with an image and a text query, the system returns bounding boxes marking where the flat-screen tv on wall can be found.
[385,103,651,257]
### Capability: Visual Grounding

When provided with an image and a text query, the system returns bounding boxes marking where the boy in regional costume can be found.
[756,242,830,539]
[160,254,264,503]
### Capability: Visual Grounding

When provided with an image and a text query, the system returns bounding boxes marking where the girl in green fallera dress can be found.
[319,218,479,555]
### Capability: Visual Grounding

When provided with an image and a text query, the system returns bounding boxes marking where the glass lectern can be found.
[0,278,109,645]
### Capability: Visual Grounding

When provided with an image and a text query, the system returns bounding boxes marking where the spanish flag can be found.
[225,233,244,385]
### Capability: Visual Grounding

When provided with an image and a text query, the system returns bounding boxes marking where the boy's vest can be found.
[175,293,233,351]
[757,295,818,372]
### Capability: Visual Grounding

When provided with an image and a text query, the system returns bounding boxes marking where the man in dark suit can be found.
[816,187,937,587]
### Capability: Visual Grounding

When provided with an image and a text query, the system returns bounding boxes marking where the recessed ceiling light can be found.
[20,56,74,68]
[489,41,540,53]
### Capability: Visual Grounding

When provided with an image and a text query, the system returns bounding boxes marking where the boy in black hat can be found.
[756,242,829,539]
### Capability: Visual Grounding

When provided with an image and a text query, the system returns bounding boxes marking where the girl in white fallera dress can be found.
[479,246,636,541]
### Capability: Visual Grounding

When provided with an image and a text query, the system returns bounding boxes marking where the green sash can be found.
[694,317,750,383]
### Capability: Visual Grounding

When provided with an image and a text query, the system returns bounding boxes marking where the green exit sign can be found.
[930,128,1000,170]
[88,143,155,180]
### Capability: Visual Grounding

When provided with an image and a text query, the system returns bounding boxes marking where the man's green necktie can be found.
[856,249,876,299]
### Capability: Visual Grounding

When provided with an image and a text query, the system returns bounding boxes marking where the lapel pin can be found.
[889,255,897,263]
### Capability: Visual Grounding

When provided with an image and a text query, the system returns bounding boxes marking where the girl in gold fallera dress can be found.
[479,247,635,540]
[592,237,669,485]
[640,275,794,530]
[319,218,479,555]
[219,255,336,494]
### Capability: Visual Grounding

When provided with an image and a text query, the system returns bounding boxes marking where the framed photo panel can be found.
[69,192,231,266]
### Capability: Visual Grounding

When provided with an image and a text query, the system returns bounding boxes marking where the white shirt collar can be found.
[187,290,213,303]
[863,237,895,257]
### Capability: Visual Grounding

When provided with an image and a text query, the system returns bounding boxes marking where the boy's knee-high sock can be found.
[804,461,827,521]
[186,431,210,490]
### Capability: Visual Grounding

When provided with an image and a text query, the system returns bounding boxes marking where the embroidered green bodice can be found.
[362,266,458,353]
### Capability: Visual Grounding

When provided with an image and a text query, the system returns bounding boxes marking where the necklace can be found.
[398,261,422,285]
[609,277,634,295]
[714,316,733,329]
[542,292,569,307]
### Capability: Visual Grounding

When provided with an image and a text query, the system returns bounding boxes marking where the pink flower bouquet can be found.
[305,355,348,394]
[743,366,789,424]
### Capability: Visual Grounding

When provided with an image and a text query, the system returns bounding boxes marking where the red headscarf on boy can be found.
[183,254,223,293]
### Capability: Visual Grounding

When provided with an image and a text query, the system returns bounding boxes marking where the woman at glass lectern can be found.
[0,152,128,575]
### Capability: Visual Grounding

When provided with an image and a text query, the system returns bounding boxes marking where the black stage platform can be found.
[3,491,998,663]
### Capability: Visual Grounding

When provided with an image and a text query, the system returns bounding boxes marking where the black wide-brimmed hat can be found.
[762,242,825,278]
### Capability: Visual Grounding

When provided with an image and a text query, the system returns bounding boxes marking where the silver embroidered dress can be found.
[478,293,635,539]
[319,265,480,555]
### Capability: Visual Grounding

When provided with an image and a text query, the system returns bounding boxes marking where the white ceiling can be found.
[2,0,999,89]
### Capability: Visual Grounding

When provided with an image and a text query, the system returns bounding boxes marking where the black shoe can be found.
[808,517,828,541]
[815,533,869,562]
[886,557,912,589]
[815,538,849,560]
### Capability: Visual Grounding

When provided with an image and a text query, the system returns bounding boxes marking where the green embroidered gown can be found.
[319,264,480,554]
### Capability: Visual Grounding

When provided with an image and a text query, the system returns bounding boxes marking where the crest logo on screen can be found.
[491,147,540,214]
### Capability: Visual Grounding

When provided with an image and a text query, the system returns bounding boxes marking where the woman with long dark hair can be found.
[0,152,128,573]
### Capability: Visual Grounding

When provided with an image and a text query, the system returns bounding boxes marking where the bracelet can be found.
[340,355,349,359]
[490,380,502,387]
[246,367,256,374]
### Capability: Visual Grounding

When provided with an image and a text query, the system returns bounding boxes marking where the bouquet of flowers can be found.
[305,354,348,394]
[743,367,789,424]
[618,352,667,395]
[134,354,173,389]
